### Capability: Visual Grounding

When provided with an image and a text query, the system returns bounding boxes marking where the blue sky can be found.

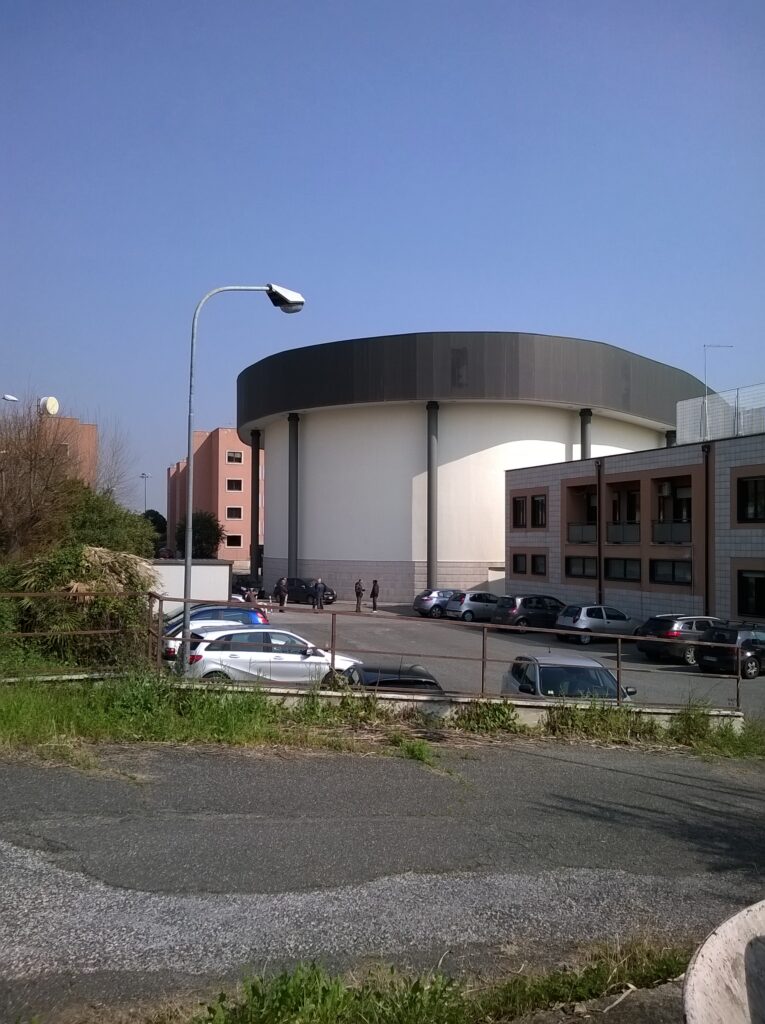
[2,0,763,513]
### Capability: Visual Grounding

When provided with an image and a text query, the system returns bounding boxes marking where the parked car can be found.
[183,626,358,684]
[162,619,236,660]
[502,653,637,700]
[491,594,565,630]
[286,577,337,605]
[555,604,637,644]
[340,663,444,695]
[635,614,725,666]
[163,603,268,635]
[696,623,765,679]
[445,591,500,622]
[412,589,457,618]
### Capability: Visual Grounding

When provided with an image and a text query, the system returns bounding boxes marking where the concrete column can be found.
[287,413,299,578]
[249,429,261,582]
[579,408,592,460]
[665,429,677,448]
[426,401,439,589]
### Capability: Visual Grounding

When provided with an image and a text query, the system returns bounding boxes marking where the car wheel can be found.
[515,617,530,632]
[429,605,444,619]
[322,670,346,688]
[203,671,229,680]
[682,645,697,667]
[578,632,592,646]
[462,611,475,622]
[741,657,760,680]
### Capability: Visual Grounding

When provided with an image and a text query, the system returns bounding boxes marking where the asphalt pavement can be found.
[1,740,764,1020]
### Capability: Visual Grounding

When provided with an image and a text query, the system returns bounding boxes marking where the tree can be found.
[175,511,225,559]
[142,509,167,556]
[65,484,156,557]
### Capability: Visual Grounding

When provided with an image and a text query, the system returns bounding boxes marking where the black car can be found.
[491,594,565,629]
[340,662,444,695]
[696,623,765,679]
[635,614,725,666]
[286,577,337,605]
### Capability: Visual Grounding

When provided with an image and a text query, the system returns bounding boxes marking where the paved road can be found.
[1,741,763,1020]
[258,602,763,714]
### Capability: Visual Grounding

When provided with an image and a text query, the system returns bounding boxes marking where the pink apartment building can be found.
[166,427,263,570]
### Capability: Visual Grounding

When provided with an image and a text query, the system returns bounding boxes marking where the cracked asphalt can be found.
[1,740,763,1021]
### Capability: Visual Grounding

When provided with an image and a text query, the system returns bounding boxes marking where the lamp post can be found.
[703,344,734,440]
[140,472,151,512]
[180,283,305,670]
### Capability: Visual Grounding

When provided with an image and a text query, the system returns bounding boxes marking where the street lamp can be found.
[140,472,151,513]
[2,395,18,403]
[180,283,305,669]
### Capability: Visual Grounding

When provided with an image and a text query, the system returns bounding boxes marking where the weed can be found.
[451,700,523,734]
[387,731,438,766]
[543,702,661,743]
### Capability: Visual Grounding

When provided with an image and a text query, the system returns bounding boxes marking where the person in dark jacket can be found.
[274,577,288,612]
[313,577,327,613]
[370,579,380,613]
[354,578,364,613]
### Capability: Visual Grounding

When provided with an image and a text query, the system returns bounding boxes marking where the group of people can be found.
[354,578,379,613]
[267,576,380,613]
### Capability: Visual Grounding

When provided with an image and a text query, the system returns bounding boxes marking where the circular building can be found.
[237,332,704,601]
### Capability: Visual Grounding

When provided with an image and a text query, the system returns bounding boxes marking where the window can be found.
[531,554,546,575]
[226,479,243,492]
[225,535,242,547]
[565,557,597,578]
[604,558,641,581]
[512,554,527,574]
[226,507,243,520]
[603,607,628,621]
[586,606,604,619]
[226,451,243,464]
[531,495,547,527]
[649,559,692,585]
[737,477,765,523]
[738,571,765,618]
[512,497,527,528]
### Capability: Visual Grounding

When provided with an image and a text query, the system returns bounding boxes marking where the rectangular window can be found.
[738,571,765,617]
[512,497,527,528]
[649,559,692,585]
[225,535,242,547]
[226,479,243,492]
[737,477,765,523]
[226,451,243,464]
[531,495,547,528]
[531,554,546,575]
[512,554,527,574]
[565,557,597,578]
[604,558,641,581]
[226,507,243,520]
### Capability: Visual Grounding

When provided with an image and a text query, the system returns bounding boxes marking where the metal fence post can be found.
[481,627,487,697]
[155,595,164,673]
[330,612,337,671]
[736,644,741,711]
[616,637,623,704]
[146,592,154,663]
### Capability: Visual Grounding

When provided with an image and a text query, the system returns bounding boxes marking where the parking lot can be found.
[260,601,763,714]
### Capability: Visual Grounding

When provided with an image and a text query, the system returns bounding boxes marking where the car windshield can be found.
[705,628,739,644]
[497,597,516,608]
[538,665,618,698]
[561,606,581,617]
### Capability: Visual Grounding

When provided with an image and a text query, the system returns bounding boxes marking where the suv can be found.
[491,595,564,630]
[286,578,337,605]
[696,623,765,679]
[635,614,725,666]
[445,591,500,622]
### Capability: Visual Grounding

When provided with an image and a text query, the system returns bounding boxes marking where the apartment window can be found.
[225,535,242,547]
[738,570,765,617]
[565,556,597,578]
[226,507,243,520]
[531,554,547,576]
[512,497,527,528]
[737,477,765,523]
[226,451,243,464]
[604,558,641,581]
[531,495,547,528]
[512,554,527,574]
[650,559,692,585]
[226,479,243,492]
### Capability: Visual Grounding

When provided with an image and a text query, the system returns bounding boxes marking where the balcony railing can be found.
[606,521,640,544]
[652,520,692,544]
[567,522,597,544]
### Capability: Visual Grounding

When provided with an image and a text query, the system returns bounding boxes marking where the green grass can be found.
[450,700,522,734]
[387,731,439,766]
[543,701,662,743]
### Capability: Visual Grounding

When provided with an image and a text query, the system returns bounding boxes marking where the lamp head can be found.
[266,283,305,314]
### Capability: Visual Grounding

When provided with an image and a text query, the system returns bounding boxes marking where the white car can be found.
[183,625,359,685]
[162,620,233,661]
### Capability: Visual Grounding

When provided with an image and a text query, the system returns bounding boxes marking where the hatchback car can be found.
[340,663,444,695]
[162,619,237,660]
[163,603,269,637]
[696,623,765,679]
[491,594,565,630]
[183,626,358,685]
[502,653,637,700]
[445,591,500,622]
[286,577,337,605]
[412,589,457,618]
[635,614,725,666]
[555,604,637,644]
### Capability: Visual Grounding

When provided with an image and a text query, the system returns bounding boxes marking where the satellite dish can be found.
[39,396,60,417]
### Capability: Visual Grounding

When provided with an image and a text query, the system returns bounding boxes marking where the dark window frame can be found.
[512,553,527,575]
[604,557,641,582]
[737,476,765,524]
[565,556,598,579]
[649,559,692,585]
[737,570,765,618]
[531,554,547,576]
[512,496,527,528]
[531,494,547,528]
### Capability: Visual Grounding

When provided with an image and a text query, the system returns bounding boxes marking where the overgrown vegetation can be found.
[175,510,225,558]
[451,700,522,734]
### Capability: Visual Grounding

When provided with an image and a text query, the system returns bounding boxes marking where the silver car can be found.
[555,604,638,644]
[445,591,500,622]
[502,653,636,700]
[183,626,358,685]
[412,589,457,618]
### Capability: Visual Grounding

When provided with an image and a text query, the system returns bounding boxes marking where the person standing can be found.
[313,577,327,613]
[354,578,364,613]
[370,579,379,613]
[274,576,288,612]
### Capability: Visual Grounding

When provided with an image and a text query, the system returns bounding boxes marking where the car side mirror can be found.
[518,681,535,695]
[625,686,637,696]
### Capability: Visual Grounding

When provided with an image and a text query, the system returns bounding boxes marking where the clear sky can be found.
[3,0,763,513]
